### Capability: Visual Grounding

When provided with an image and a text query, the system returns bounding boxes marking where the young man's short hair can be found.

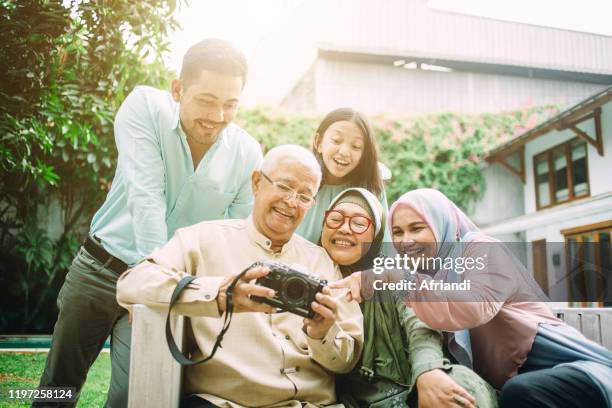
[180,38,248,87]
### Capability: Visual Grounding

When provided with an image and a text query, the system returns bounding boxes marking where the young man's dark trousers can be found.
[34,244,131,408]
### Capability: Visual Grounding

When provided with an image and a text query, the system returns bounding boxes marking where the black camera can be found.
[251,261,327,318]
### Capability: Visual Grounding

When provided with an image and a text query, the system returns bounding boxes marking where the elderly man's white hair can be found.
[261,144,322,190]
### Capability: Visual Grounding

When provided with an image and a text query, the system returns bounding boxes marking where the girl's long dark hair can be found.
[312,108,383,197]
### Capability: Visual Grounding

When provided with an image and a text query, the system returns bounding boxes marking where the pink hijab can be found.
[389,188,492,261]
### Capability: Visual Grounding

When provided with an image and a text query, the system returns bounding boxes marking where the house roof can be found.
[318,46,612,85]
[312,0,612,76]
[244,0,612,106]
[486,85,612,160]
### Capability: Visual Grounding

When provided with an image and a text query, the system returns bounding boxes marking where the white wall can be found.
[590,102,612,196]
[311,58,606,115]
[524,100,612,214]
[524,194,612,303]
[520,100,611,301]
[470,161,524,227]
[478,100,612,300]
[471,100,612,229]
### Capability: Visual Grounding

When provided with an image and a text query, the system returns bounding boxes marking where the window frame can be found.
[533,137,591,210]
[562,220,612,308]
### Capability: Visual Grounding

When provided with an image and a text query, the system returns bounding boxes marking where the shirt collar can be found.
[246,215,295,255]
[171,100,181,130]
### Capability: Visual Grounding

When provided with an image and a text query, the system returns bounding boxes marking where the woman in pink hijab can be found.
[332,188,612,408]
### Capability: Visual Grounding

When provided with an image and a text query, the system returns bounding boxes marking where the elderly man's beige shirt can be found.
[117,217,363,408]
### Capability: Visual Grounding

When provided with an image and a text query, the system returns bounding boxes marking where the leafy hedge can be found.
[236,105,558,212]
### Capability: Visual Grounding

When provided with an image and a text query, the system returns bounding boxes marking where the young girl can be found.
[296,108,391,244]
[322,188,498,408]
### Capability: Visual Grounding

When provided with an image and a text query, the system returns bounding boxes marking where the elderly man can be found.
[117,145,363,408]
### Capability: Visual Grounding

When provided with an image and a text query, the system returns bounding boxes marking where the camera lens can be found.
[283,277,307,304]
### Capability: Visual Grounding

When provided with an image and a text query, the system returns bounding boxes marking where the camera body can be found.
[251,261,327,318]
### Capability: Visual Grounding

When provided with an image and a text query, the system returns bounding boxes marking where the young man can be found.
[36,39,262,408]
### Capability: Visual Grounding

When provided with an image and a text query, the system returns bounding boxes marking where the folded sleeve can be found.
[306,286,364,374]
[397,301,450,381]
[116,227,223,317]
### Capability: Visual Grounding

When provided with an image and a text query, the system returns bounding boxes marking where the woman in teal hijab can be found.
[320,188,498,408]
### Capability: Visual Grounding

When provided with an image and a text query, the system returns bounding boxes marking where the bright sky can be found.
[428,0,612,36]
[167,0,303,72]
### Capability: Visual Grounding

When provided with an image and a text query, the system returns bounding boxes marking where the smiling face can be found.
[251,159,318,248]
[172,69,243,148]
[391,205,437,259]
[321,202,375,266]
[315,120,364,184]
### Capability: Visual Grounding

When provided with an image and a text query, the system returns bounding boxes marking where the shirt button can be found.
[285,335,290,340]
[204,294,211,300]
[266,240,271,246]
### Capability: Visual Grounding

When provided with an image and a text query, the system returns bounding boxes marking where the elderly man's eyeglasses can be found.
[261,172,316,208]
[324,210,373,234]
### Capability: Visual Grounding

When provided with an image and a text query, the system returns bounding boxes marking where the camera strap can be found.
[165,265,251,366]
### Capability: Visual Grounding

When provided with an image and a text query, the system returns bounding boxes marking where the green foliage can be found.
[0,0,179,333]
[5,224,79,331]
[237,106,559,212]
[236,107,319,150]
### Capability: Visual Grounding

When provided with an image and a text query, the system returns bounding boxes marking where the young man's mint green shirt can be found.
[90,86,262,265]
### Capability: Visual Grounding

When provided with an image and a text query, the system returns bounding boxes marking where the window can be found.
[534,138,589,209]
[562,221,612,308]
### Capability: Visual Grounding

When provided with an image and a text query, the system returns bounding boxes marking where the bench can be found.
[128,305,185,408]
[127,305,612,408]
[552,307,612,349]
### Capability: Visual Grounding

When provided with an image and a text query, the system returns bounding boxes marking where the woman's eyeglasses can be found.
[324,210,373,234]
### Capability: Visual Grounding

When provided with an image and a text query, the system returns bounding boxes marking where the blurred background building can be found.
[243,0,612,114]
[474,86,612,306]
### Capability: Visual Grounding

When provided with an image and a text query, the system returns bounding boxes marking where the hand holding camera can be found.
[250,261,338,339]
[251,261,328,318]
[216,265,278,314]
[303,287,339,340]
[218,261,338,338]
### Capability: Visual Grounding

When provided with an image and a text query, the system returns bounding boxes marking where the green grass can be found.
[0,352,110,407]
